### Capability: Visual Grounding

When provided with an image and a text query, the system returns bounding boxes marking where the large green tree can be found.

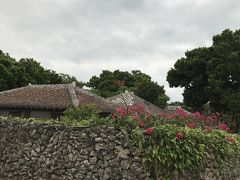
[0,50,82,90]
[87,70,169,108]
[18,58,62,85]
[167,29,240,114]
[0,50,19,91]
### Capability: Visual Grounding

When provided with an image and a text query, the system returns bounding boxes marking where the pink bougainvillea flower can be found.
[226,136,235,143]
[140,121,145,128]
[116,107,127,117]
[162,113,170,119]
[176,131,184,140]
[132,115,139,121]
[200,115,207,120]
[188,122,196,128]
[212,115,218,119]
[135,103,146,113]
[193,111,201,117]
[204,126,212,132]
[176,108,187,118]
[215,112,221,117]
[218,123,230,132]
[146,127,154,136]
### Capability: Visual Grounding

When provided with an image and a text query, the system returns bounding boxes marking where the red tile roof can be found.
[0,84,117,112]
[75,88,118,113]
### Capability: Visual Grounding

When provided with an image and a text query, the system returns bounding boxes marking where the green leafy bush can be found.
[62,104,99,120]
[129,124,240,179]
[61,104,113,126]
[112,104,240,179]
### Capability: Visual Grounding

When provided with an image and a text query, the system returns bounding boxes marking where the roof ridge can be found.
[0,86,28,95]
[67,85,80,108]
[29,84,69,87]
[75,88,106,100]
[0,83,73,96]
[75,87,117,105]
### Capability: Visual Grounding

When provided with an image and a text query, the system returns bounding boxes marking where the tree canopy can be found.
[167,29,240,115]
[0,50,84,91]
[0,50,17,91]
[87,70,169,108]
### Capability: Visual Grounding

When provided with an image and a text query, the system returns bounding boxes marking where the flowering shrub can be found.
[176,131,184,139]
[115,107,127,117]
[218,123,230,132]
[146,127,154,136]
[204,125,213,132]
[111,104,240,179]
[113,104,231,133]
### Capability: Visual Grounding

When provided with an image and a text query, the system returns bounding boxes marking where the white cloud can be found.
[0,0,239,102]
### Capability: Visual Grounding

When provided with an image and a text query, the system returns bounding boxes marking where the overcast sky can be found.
[0,0,239,102]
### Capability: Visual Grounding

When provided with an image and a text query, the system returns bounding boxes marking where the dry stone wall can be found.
[0,120,149,179]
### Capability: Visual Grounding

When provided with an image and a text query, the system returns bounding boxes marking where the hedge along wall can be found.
[0,119,240,180]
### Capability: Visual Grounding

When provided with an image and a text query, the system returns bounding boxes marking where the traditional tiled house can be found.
[107,91,166,114]
[0,82,117,119]
[165,106,191,115]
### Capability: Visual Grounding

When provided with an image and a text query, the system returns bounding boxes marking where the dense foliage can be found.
[0,50,84,91]
[112,104,240,179]
[167,29,240,116]
[87,70,169,108]
[60,104,108,126]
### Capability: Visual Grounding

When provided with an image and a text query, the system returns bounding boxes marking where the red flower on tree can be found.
[146,127,154,135]
[176,132,184,140]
